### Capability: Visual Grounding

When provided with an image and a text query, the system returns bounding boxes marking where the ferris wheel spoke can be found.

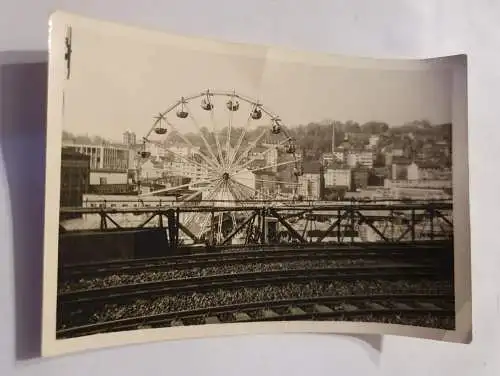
[231,128,269,169]
[256,178,300,186]
[231,178,260,203]
[166,121,220,171]
[164,148,217,176]
[179,182,216,202]
[226,179,242,202]
[196,214,212,239]
[183,179,223,225]
[231,137,291,173]
[231,179,269,201]
[232,159,300,177]
[228,115,252,168]
[221,180,234,203]
[146,120,218,178]
[183,180,225,227]
[209,110,225,167]
[227,179,247,201]
[225,106,235,169]
[184,103,222,171]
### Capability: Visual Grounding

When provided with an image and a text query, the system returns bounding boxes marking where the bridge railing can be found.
[79,198,452,209]
[59,201,453,246]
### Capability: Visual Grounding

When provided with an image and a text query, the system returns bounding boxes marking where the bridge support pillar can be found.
[166,209,178,248]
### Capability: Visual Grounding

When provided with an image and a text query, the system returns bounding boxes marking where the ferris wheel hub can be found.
[222,172,230,181]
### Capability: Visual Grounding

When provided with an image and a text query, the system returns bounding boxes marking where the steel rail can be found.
[58,265,450,306]
[59,248,449,279]
[59,240,453,269]
[56,292,455,338]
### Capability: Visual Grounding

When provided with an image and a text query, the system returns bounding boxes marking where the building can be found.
[344,150,374,169]
[346,153,357,168]
[384,153,393,166]
[254,172,276,195]
[140,160,165,181]
[418,164,452,181]
[368,135,380,148]
[62,142,136,196]
[62,142,130,171]
[324,167,351,190]
[384,179,452,190]
[266,147,279,172]
[333,151,344,162]
[407,162,420,181]
[163,175,190,187]
[391,163,409,180]
[368,167,390,186]
[88,169,131,195]
[123,130,137,146]
[298,161,324,199]
[324,152,344,165]
[322,153,334,166]
[146,142,168,160]
[89,170,128,185]
[60,148,90,219]
[354,150,374,169]
[247,146,269,161]
[351,168,369,191]
[392,148,405,157]
[168,145,200,157]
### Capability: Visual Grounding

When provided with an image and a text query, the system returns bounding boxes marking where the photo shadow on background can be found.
[324,333,382,365]
[0,51,48,360]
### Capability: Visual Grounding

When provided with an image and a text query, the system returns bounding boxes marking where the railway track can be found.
[58,265,449,307]
[56,292,455,338]
[59,242,452,279]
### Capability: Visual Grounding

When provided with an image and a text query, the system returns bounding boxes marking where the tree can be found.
[361,121,389,134]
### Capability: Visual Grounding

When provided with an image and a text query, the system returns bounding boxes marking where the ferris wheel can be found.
[134,89,303,244]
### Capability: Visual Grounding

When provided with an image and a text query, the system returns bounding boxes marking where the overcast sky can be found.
[62,24,454,143]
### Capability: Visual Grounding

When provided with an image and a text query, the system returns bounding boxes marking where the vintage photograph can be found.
[42,12,470,355]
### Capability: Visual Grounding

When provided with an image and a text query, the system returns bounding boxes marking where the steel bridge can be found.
[59,200,453,248]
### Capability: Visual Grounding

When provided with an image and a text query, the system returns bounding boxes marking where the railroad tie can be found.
[262,309,279,318]
[314,304,333,313]
[234,312,251,321]
[438,301,455,310]
[364,302,387,310]
[391,302,413,310]
[289,307,306,315]
[339,303,359,311]
[205,316,221,324]
[414,301,441,310]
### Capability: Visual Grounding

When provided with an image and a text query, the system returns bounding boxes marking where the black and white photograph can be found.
[42,12,471,356]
